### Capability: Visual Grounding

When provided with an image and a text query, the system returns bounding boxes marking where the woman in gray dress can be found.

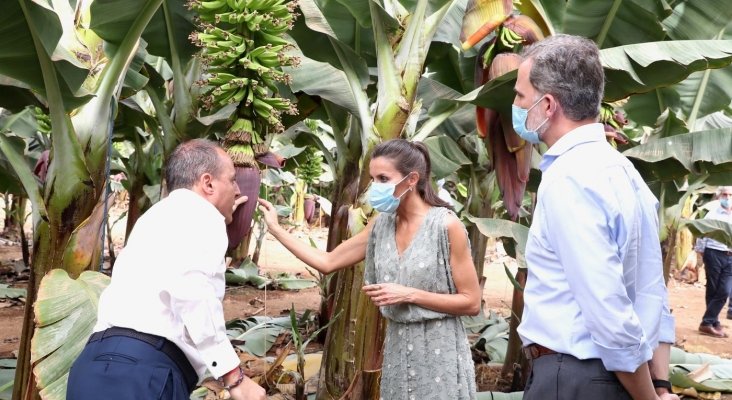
[258,139,480,399]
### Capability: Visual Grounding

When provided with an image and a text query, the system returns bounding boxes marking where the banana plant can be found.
[0,1,199,398]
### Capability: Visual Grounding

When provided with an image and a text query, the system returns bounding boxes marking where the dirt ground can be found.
[1,226,732,382]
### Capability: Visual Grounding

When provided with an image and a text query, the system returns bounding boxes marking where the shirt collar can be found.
[539,123,606,172]
[168,188,224,221]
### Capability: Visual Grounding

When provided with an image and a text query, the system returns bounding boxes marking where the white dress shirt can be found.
[518,123,675,373]
[94,189,240,380]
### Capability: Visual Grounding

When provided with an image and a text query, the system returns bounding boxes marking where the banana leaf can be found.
[0,1,92,111]
[467,217,529,268]
[226,316,293,357]
[225,259,271,288]
[625,2,732,127]
[683,219,732,248]
[30,270,110,400]
[670,364,732,392]
[670,346,732,365]
[601,40,732,102]
[0,284,26,300]
[0,107,44,195]
[274,276,318,290]
[0,359,15,400]
[662,1,732,41]
[424,135,473,178]
[563,0,670,48]
[623,128,732,184]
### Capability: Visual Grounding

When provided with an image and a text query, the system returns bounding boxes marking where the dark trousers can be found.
[523,353,631,400]
[702,248,732,326]
[67,335,192,400]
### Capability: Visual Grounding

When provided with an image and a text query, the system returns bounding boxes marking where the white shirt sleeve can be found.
[166,267,239,379]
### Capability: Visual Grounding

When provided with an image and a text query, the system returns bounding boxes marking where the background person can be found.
[257,139,481,400]
[67,139,265,400]
[513,35,678,400]
[694,186,732,338]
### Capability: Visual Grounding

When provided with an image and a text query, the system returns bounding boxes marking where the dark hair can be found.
[371,139,452,209]
[521,34,604,121]
[165,139,223,191]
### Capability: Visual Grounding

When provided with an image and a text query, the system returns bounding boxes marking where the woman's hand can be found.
[257,198,281,231]
[362,283,415,306]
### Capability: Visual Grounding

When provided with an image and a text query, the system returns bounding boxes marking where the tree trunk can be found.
[316,148,387,399]
[13,220,52,400]
[466,169,495,278]
[502,268,528,390]
[124,181,146,243]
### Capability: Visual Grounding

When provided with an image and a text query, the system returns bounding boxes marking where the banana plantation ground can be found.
[1,223,732,395]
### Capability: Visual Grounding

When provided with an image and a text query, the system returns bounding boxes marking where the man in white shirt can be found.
[67,139,265,400]
[695,186,732,338]
[513,35,678,400]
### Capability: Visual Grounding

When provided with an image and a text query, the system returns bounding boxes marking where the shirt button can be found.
[212,361,217,367]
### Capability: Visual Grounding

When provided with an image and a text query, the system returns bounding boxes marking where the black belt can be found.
[88,327,198,391]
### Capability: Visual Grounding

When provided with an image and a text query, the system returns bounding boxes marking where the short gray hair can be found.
[521,34,604,121]
[716,186,732,197]
[165,139,223,191]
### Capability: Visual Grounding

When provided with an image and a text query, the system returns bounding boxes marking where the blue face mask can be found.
[721,198,730,209]
[367,174,412,214]
[512,96,548,144]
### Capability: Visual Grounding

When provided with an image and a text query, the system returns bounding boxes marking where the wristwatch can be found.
[652,379,673,392]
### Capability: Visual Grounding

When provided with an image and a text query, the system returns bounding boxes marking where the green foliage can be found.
[31,270,110,400]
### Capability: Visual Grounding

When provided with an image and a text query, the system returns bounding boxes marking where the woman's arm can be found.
[363,214,482,316]
[258,199,369,274]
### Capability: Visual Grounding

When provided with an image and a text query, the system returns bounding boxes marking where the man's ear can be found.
[199,172,215,195]
[544,94,558,118]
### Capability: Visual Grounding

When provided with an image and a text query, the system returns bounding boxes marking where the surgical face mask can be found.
[512,96,548,144]
[721,198,730,209]
[367,174,412,214]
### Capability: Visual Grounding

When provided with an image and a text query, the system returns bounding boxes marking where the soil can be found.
[1,225,732,392]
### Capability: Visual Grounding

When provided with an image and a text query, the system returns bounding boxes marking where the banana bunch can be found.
[498,26,523,48]
[189,0,299,251]
[599,103,629,146]
[188,0,299,161]
[33,106,52,135]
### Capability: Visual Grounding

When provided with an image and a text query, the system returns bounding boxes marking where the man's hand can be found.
[658,391,679,400]
[232,195,248,212]
[228,376,265,400]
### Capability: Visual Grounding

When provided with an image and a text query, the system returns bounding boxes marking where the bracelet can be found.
[652,379,672,392]
[221,366,245,391]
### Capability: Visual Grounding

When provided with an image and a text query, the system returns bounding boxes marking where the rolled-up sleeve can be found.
[542,176,652,372]
[167,268,240,379]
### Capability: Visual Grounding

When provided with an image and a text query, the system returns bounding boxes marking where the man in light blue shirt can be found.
[694,186,732,338]
[513,35,677,400]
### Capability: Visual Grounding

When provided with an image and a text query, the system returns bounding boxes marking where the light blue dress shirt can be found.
[517,123,675,373]
[695,206,732,252]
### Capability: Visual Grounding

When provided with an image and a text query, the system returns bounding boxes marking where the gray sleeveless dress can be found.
[364,206,476,400]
